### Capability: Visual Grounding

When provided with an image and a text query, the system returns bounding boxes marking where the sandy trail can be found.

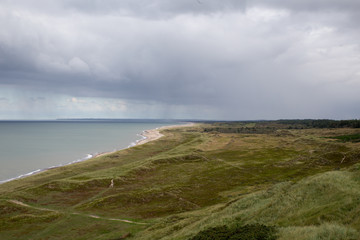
[7,199,148,225]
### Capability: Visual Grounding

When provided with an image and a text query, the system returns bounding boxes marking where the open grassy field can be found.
[1,121,360,239]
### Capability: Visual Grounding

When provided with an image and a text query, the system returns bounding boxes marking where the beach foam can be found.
[0,154,94,184]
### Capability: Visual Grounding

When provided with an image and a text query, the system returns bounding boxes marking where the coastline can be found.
[135,122,195,146]
[93,122,194,158]
[0,122,194,184]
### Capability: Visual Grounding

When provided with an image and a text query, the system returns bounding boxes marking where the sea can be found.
[0,119,178,183]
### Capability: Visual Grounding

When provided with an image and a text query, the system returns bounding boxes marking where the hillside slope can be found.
[1,122,360,239]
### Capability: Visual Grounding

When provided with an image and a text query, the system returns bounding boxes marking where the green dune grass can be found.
[1,122,360,239]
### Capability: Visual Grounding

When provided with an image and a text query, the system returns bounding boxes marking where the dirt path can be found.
[7,199,148,225]
[8,200,59,212]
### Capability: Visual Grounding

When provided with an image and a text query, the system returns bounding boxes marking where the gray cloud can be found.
[252,0,360,12]
[1,0,247,17]
[0,0,359,119]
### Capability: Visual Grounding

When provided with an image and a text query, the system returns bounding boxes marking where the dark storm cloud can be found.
[0,0,360,119]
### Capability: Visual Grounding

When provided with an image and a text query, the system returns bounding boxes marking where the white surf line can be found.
[0,154,94,184]
[7,199,148,225]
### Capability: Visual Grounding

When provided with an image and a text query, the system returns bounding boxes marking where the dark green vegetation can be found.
[332,134,360,142]
[189,224,277,240]
[1,120,360,239]
[202,119,360,133]
[277,119,360,128]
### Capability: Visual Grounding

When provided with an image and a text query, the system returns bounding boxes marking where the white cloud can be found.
[0,1,359,119]
[246,7,289,22]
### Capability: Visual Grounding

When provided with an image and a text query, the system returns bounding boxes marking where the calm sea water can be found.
[0,120,176,183]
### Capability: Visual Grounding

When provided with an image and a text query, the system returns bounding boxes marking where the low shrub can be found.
[189,223,277,240]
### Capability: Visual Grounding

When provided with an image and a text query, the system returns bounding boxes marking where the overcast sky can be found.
[0,0,359,120]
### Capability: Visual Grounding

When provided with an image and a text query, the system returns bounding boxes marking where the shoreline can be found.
[93,122,194,158]
[0,122,194,184]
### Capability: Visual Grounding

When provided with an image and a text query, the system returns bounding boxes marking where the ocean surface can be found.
[0,120,177,183]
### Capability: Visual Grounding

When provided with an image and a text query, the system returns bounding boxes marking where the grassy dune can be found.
[1,122,360,239]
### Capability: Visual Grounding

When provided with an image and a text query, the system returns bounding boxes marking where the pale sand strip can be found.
[94,122,194,158]
[8,199,148,225]
[136,122,194,146]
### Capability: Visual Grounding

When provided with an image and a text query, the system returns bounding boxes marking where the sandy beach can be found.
[136,122,194,145]
[94,122,194,158]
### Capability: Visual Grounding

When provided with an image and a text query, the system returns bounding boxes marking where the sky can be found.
[0,0,359,120]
